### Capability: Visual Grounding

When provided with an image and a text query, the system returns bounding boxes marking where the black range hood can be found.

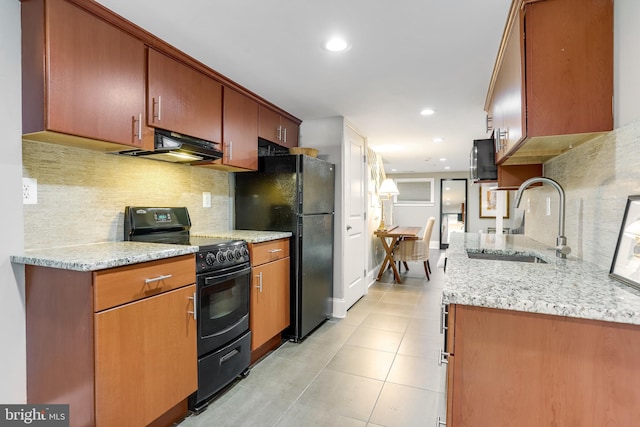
[114,128,223,164]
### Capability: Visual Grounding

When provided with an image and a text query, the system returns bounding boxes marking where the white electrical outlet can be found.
[203,192,212,208]
[23,177,37,205]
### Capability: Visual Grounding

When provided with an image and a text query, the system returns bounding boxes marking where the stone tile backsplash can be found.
[22,140,231,249]
[522,119,640,269]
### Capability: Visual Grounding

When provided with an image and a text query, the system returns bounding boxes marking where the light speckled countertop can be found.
[11,230,290,272]
[193,230,292,243]
[443,233,640,326]
[11,242,198,272]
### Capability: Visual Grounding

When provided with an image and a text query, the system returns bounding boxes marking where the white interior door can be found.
[344,125,366,309]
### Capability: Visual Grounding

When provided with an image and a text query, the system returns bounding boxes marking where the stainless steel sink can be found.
[466,251,547,264]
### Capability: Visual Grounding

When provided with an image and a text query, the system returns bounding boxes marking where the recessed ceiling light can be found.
[323,37,350,52]
[433,137,444,143]
[420,109,435,116]
[439,158,447,162]
[444,166,451,170]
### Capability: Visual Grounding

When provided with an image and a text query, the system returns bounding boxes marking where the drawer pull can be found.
[440,303,449,334]
[267,249,282,253]
[144,274,172,284]
[438,348,450,366]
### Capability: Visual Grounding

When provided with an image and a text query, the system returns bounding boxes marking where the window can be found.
[393,178,435,206]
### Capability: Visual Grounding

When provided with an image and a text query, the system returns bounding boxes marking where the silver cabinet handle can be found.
[267,249,282,253]
[436,416,446,426]
[283,127,287,143]
[188,291,197,320]
[438,348,449,366]
[132,114,142,141]
[440,303,448,334]
[277,125,282,141]
[153,95,162,121]
[228,140,233,161]
[256,272,263,292]
[144,274,172,284]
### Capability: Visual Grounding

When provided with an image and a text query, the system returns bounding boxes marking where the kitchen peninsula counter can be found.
[443,233,640,326]
[11,241,197,271]
[443,233,640,425]
[193,229,292,243]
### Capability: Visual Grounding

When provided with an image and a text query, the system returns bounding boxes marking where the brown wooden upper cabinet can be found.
[218,87,259,171]
[21,0,146,149]
[147,48,223,144]
[486,0,613,166]
[258,105,299,148]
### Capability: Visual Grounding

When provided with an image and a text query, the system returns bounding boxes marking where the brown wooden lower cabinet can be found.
[248,239,291,359]
[26,255,197,427]
[445,304,640,426]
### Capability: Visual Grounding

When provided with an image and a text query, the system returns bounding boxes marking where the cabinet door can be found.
[95,285,197,426]
[222,87,258,170]
[258,105,282,144]
[147,48,223,143]
[491,14,524,164]
[250,258,291,350]
[280,116,299,148]
[524,0,613,137]
[45,0,146,147]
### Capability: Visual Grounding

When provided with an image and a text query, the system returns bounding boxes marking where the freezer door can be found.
[296,213,334,339]
[300,155,335,215]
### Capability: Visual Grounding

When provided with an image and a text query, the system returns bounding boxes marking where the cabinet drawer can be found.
[94,255,195,312]
[249,239,290,266]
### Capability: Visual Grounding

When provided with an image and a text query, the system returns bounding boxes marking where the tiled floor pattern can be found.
[178,255,447,427]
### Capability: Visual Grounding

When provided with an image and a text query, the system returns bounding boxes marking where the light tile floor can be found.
[178,254,447,427]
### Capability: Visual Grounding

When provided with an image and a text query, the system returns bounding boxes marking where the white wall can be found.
[388,172,519,247]
[0,0,26,403]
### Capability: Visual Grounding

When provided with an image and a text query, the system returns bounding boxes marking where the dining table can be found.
[374,225,422,283]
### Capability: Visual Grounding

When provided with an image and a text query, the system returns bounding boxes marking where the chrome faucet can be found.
[514,177,571,258]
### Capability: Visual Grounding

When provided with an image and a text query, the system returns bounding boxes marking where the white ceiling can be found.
[96,0,512,174]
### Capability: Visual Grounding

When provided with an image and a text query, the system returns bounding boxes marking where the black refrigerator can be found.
[235,154,335,341]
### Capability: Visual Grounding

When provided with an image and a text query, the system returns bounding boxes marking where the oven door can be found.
[197,264,251,356]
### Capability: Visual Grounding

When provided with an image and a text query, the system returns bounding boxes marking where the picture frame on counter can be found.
[610,195,640,290]
[479,182,509,219]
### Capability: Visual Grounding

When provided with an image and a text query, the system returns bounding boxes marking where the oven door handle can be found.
[203,266,251,287]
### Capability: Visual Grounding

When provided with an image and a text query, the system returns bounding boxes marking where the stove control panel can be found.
[196,241,250,274]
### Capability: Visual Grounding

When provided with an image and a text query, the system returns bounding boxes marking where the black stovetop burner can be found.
[124,206,250,273]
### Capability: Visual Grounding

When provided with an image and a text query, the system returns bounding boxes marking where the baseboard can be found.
[332,297,347,318]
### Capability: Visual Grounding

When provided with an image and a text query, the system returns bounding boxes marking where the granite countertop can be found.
[193,229,292,243]
[443,233,640,326]
[10,230,290,272]
[10,242,198,272]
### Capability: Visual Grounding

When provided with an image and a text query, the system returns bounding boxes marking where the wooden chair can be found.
[394,217,435,280]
